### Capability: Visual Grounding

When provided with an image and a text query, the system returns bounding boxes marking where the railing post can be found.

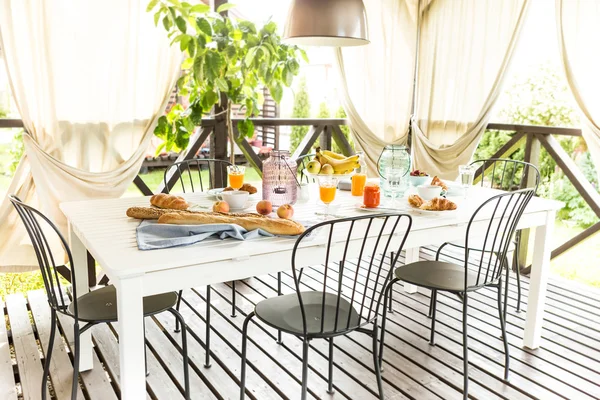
[519,133,541,270]
[319,125,332,151]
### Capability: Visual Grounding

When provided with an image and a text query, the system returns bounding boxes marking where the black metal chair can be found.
[9,195,190,400]
[380,189,535,400]
[240,213,412,400]
[441,158,540,315]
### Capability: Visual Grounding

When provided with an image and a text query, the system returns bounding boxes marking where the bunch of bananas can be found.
[306,147,360,175]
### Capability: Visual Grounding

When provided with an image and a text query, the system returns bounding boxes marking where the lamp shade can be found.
[283,0,369,47]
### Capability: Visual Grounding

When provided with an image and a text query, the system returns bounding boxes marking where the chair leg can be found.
[42,309,57,400]
[240,312,255,400]
[276,272,283,345]
[168,308,191,399]
[428,289,437,318]
[300,338,310,400]
[497,280,510,381]
[231,281,237,318]
[327,338,334,394]
[72,323,81,400]
[462,293,469,400]
[175,289,183,333]
[379,279,397,370]
[388,252,394,314]
[205,285,212,368]
[514,244,522,313]
[430,290,438,345]
[144,319,149,377]
[504,257,510,322]
[372,319,385,399]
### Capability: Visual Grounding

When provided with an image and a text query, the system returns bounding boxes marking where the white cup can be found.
[217,190,249,209]
[417,185,442,201]
[298,183,310,202]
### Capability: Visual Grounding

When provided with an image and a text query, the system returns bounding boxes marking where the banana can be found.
[322,150,346,160]
[316,148,360,174]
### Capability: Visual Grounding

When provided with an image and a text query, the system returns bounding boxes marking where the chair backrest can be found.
[164,159,232,193]
[9,195,78,318]
[463,189,535,289]
[291,213,412,336]
[471,158,540,192]
[294,153,315,184]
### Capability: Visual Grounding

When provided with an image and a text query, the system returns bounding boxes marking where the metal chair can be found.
[380,189,535,400]
[240,213,412,400]
[442,158,540,315]
[9,195,190,400]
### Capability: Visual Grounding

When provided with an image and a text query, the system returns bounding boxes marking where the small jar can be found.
[363,183,381,208]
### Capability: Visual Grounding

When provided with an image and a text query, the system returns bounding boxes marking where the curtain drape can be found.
[556,0,600,183]
[0,0,181,272]
[334,0,418,176]
[412,0,529,179]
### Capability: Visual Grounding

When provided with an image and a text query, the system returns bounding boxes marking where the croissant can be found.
[408,194,424,208]
[420,197,457,211]
[150,193,189,210]
[431,176,448,191]
[223,183,258,194]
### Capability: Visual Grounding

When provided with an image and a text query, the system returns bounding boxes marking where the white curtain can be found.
[0,0,181,272]
[334,0,418,175]
[556,0,600,183]
[412,0,529,179]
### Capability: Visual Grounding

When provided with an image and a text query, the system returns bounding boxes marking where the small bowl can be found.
[417,185,442,201]
[409,175,430,187]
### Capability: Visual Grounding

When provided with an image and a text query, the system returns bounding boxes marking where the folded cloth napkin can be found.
[136,220,313,250]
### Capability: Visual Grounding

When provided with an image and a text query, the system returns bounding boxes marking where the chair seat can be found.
[395,261,488,292]
[254,291,361,337]
[68,285,178,323]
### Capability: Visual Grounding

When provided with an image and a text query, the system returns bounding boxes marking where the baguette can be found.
[158,212,305,236]
[126,207,265,220]
[150,193,189,210]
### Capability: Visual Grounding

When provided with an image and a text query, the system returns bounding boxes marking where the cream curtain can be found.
[412,0,529,180]
[0,0,181,272]
[557,0,600,183]
[334,0,418,175]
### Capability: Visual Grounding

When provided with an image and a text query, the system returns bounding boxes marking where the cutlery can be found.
[314,212,346,219]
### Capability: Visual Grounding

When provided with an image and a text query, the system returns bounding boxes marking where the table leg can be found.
[116,276,146,399]
[69,225,93,371]
[403,247,420,294]
[523,210,555,349]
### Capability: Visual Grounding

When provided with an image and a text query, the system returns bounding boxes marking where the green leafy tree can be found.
[316,101,330,119]
[333,106,353,154]
[149,0,307,169]
[289,76,310,154]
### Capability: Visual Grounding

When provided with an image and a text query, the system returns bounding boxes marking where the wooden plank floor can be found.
[1,247,599,399]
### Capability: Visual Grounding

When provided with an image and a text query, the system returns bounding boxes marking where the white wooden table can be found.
[60,185,561,399]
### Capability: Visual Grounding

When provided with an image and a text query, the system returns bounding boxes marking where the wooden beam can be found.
[199,118,348,127]
[537,133,600,218]
[233,126,263,177]
[518,134,541,270]
[473,132,526,184]
[486,123,581,136]
[0,119,24,128]
[291,125,324,160]
[132,175,153,196]
[156,126,213,193]
[319,126,332,151]
[330,125,354,156]
[551,221,600,260]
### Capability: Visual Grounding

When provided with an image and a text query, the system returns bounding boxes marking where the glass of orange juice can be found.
[351,173,367,196]
[318,175,338,219]
[227,165,245,190]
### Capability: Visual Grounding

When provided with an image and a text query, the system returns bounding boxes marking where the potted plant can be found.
[148,0,307,173]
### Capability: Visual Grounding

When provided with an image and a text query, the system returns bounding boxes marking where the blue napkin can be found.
[136,220,276,250]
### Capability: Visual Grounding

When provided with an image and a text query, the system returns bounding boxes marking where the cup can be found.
[297,183,311,202]
[217,190,249,210]
[417,185,442,201]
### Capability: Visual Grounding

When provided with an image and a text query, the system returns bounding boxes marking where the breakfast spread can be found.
[408,194,457,211]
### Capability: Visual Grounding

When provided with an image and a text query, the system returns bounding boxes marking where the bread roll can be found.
[158,212,305,236]
[408,194,424,208]
[126,207,192,220]
[150,193,189,210]
[419,197,457,211]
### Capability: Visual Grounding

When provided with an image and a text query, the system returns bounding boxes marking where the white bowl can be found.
[417,185,443,201]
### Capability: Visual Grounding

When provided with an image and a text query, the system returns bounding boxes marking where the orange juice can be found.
[351,173,367,196]
[228,172,244,190]
[319,185,337,204]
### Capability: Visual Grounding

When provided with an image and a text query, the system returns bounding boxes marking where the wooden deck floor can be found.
[2,247,600,400]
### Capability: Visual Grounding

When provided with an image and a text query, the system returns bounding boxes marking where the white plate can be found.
[206,188,258,200]
[303,168,355,179]
[354,203,402,212]
[406,205,457,216]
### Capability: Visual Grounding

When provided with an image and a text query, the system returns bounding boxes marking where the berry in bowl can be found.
[409,170,430,186]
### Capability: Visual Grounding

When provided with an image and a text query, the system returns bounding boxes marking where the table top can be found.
[60,183,562,279]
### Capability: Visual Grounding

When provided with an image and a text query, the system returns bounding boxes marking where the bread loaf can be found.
[157,212,305,236]
[150,193,189,210]
[126,207,264,220]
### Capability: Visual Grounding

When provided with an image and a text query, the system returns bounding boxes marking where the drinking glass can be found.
[386,167,404,207]
[227,165,245,190]
[458,164,476,199]
[318,175,338,219]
